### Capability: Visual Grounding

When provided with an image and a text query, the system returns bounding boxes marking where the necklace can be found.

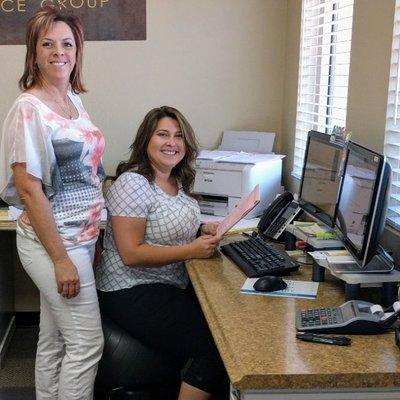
[54,97,73,119]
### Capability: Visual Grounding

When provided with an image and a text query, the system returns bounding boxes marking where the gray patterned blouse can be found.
[95,172,201,291]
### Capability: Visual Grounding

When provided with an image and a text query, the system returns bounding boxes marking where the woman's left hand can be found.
[200,222,220,236]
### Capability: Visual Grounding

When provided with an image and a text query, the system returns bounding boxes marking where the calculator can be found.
[296,300,399,334]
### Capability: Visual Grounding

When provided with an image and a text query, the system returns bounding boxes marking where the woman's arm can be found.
[111,215,220,267]
[13,163,80,299]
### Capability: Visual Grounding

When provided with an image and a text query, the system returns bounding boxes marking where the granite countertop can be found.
[186,248,400,391]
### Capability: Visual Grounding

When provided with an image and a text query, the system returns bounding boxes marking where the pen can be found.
[296,332,351,346]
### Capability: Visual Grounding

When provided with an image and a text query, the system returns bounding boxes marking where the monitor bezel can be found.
[298,130,345,228]
[334,141,387,267]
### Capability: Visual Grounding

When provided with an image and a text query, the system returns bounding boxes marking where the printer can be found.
[193,131,284,218]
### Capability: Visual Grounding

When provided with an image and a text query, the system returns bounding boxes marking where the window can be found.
[293,0,354,178]
[384,1,400,230]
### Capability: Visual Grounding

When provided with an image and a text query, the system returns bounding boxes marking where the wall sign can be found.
[0,0,146,45]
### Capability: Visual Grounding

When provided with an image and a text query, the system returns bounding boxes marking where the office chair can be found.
[94,314,181,400]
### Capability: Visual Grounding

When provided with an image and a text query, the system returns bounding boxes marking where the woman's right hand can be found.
[53,258,80,299]
[188,235,221,259]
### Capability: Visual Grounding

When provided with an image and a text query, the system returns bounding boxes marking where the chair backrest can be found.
[95,315,181,390]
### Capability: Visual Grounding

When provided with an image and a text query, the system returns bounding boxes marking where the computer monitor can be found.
[299,130,345,227]
[334,142,392,267]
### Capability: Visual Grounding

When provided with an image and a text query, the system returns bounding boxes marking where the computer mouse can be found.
[253,276,287,292]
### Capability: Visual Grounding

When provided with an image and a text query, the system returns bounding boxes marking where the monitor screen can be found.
[299,131,345,227]
[335,142,390,267]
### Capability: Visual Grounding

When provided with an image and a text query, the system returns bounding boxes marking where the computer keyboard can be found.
[220,235,299,278]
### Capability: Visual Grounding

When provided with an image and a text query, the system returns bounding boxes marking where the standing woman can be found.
[0,6,105,400]
[96,106,228,400]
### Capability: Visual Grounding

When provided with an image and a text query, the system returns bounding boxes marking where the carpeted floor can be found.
[0,327,36,399]
[0,387,35,400]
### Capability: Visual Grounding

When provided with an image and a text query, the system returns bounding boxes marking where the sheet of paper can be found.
[200,214,259,235]
[241,278,319,299]
[308,249,350,261]
[215,152,284,165]
[197,149,284,165]
[197,150,238,161]
[295,223,333,237]
[216,185,260,237]
[219,130,275,153]
[226,217,259,235]
[292,221,315,227]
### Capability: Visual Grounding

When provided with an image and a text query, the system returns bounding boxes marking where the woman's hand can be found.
[54,258,80,299]
[200,222,220,236]
[188,235,221,259]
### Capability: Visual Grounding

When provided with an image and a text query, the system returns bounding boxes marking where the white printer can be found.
[193,131,284,218]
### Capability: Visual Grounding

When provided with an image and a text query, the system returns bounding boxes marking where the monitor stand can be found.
[285,224,399,307]
[364,248,395,273]
[285,223,343,282]
[329,247,394,275]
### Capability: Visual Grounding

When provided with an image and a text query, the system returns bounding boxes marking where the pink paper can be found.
[216,185,260,237]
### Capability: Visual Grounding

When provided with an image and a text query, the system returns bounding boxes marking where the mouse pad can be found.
[240,278,319,299]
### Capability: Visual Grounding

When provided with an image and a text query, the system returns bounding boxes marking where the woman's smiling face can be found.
[35,21,76,85]
[147,117,186,174]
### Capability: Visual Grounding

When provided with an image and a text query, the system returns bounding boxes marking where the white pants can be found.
[17,233,104,400]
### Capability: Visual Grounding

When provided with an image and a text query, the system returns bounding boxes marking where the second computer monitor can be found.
[335,142,391,267]
[299,130,345,227]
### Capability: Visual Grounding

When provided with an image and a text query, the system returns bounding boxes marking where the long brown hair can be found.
[19,6,86,94]
[116,106,199,195]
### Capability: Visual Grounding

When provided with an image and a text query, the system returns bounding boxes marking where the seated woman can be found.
[95,106,228,400]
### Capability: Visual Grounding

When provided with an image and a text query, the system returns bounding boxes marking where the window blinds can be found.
[384,1,400,229]
[293,0,354,178]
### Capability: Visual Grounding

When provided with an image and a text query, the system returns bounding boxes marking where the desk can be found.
[187,243,400,399]
[0,221,17,368]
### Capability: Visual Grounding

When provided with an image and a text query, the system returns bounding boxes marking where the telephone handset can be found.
[258,191,301,241]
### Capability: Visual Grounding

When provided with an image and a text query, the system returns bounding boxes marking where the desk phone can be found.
[296,300,400,334]
[258,192,302,241]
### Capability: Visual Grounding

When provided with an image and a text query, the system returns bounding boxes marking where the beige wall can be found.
[0,0,288,311]
[346,0,394,151]
[0,0,288,176]
[281,0,302,191]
